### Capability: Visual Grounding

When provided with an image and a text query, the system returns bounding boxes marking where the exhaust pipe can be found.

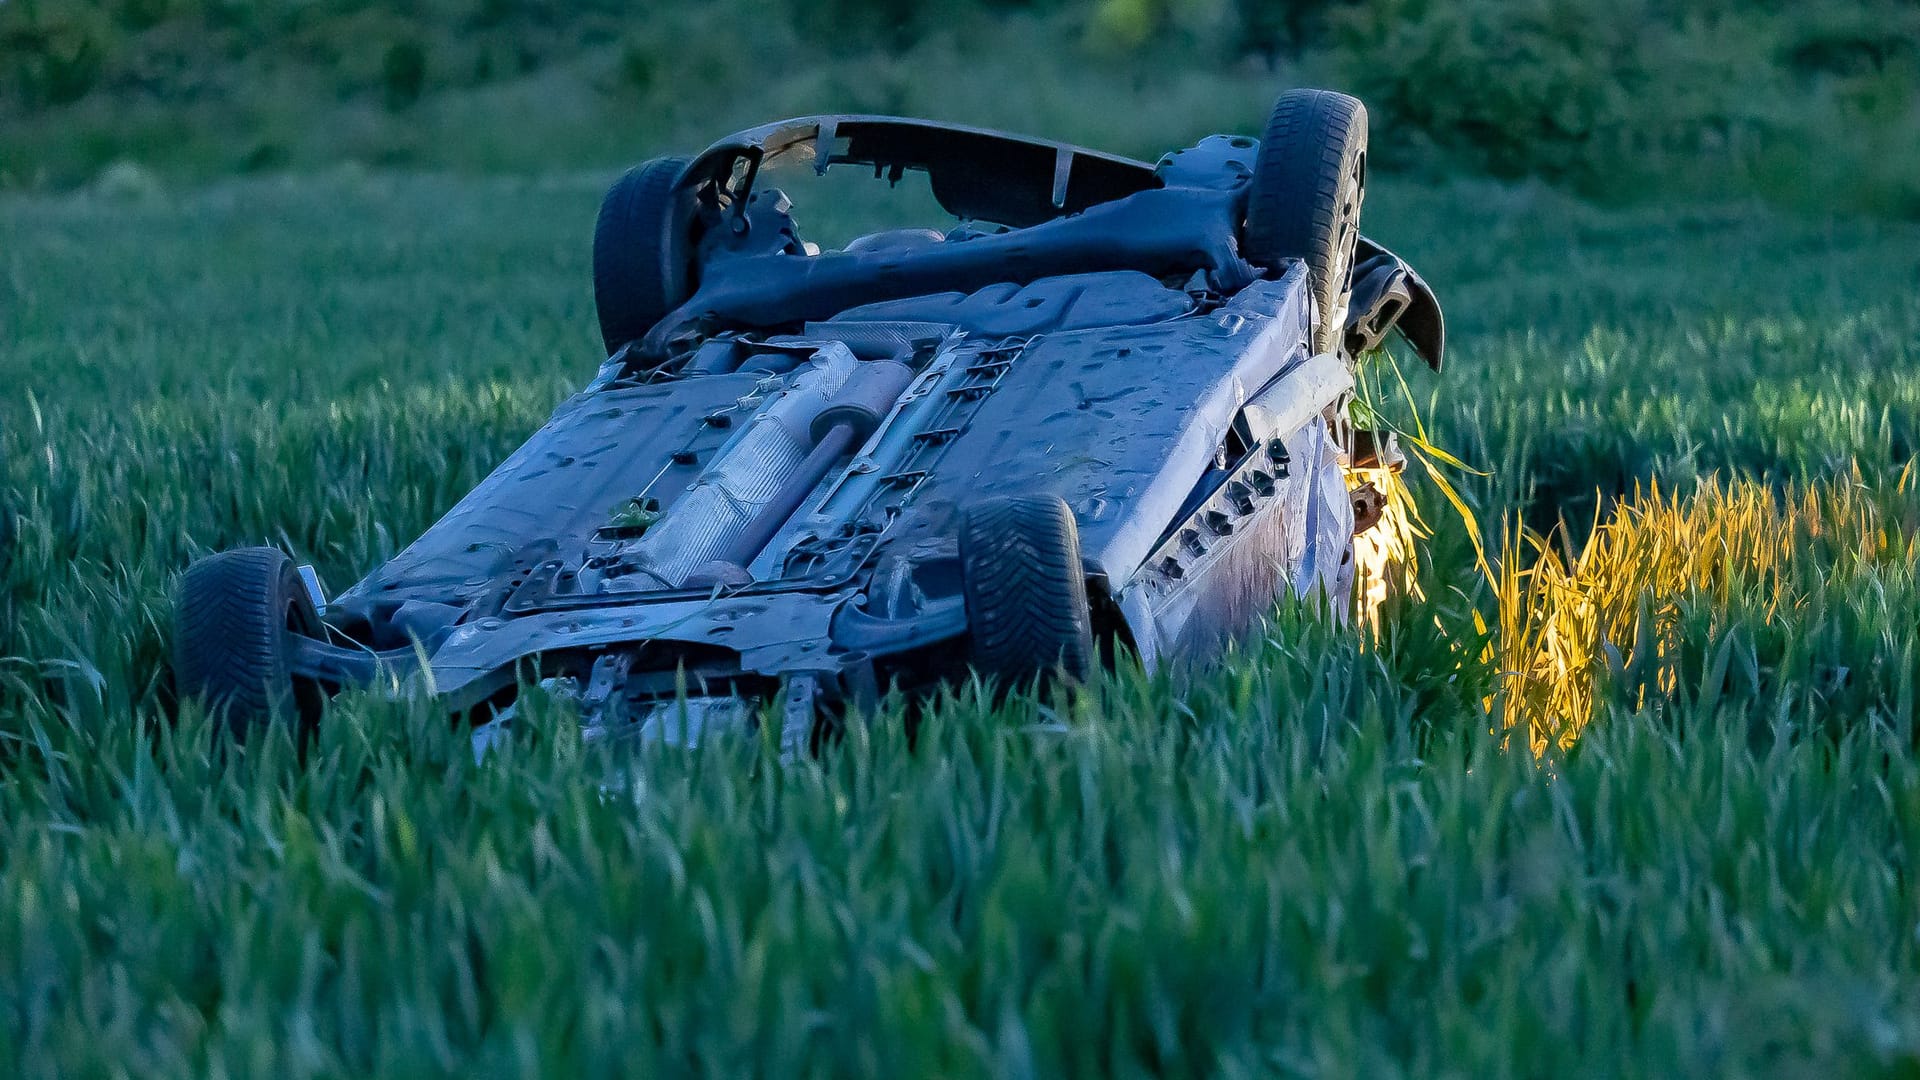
[631,343,915,586]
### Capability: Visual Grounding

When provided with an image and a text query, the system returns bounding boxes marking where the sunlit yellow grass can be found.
[1490,465,1919,751]
[1348,466,1422,628]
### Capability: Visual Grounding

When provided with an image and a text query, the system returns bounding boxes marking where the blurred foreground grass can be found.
[4,171,1920,1075]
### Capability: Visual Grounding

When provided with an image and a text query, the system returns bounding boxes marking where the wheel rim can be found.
[1325,149,1365,352]
[283,590,325,734]
[1337,150,1365,290]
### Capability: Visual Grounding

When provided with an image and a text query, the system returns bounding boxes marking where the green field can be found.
[6,170,1920,1075]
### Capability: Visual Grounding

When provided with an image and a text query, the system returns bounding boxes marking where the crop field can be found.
[5,171,1920,1076]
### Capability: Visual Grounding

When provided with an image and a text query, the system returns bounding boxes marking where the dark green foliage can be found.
[1234,0,1351,63]
[787,0,929,49]
[381,37,428,110]
[1334,0,1920,214]
[117,0,177,32]
[1335,0,1639,180]
[0,0,115,106]
[1781,5,1920,77]
[0,0,1916,215]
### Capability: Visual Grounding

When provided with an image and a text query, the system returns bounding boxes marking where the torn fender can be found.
[1353,236,1445,371]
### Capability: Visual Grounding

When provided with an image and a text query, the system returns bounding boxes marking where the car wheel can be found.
[173,546,325,739]
[958,494,1095,687]
[1242,89,1368,355]
[592,155,696,356]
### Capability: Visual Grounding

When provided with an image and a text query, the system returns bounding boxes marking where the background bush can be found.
[0,0,1916,213]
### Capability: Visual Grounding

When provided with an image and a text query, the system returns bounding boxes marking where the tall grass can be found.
[4,171,1920,1074]
[1492,470,1920,749]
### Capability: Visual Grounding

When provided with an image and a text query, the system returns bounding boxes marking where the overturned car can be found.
[173,89,1445,744]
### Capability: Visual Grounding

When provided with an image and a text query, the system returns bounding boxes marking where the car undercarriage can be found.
[171,91,1446,746]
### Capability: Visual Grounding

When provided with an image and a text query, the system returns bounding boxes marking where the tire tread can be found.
[1243,89,1369,353]
[592,156,693,355]
[173,547,315,736]
[959,495,1095,684]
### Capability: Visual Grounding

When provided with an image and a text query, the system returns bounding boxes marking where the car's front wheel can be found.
[173,546,326,739]
[958,494,1095,687]
[1242,88,1369,355]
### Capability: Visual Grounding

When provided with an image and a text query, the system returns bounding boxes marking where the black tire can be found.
[592,155,696,356]
[959,495,1095,686]
[173,547,325,738]
[1242,89,1369,354]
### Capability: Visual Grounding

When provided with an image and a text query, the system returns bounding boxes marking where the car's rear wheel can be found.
[592,155,696,356]
[173,547,326,739]
[1242,88,1369,355]
[958,494,1095,687]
